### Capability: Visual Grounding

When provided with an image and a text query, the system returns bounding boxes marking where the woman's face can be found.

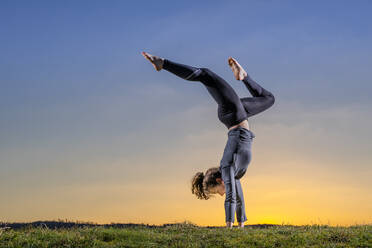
[208,180,225,196]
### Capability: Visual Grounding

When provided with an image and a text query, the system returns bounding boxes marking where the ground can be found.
[0,221,371,247]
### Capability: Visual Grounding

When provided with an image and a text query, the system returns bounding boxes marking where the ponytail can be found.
[191,172,208,200]
[191,167,221,200]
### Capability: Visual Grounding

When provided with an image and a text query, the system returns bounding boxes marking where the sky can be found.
[1,0,371,226]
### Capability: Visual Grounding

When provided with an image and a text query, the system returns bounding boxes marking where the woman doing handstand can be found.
[142,51,275,228]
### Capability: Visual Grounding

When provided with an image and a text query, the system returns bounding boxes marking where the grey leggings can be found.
[162,59,275,129]
[220,126,255,223]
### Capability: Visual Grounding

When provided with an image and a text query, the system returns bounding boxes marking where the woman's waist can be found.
[227,121,255,138]
[228,119,250,132]
[217,108,249,130]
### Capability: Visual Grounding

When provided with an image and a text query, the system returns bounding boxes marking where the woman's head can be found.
[191,167,225,200]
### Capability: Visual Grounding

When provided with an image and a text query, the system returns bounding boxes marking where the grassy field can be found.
[0,222,371,248]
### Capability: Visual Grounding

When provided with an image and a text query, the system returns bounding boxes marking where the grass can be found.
[0,222,371,248]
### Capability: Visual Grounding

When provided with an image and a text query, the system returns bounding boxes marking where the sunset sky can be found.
[1,0,371,226]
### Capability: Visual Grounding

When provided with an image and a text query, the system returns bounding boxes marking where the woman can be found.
[141,51,275,228]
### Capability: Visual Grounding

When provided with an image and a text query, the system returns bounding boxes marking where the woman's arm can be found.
[220,166,237,226]
[235,179,247,225]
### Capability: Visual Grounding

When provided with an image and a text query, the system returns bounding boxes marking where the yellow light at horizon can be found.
[1,151,371,227]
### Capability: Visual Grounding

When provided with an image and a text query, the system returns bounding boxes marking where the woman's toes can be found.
[228,57,235,67]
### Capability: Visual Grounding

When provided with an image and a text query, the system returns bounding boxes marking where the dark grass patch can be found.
[0,221,371,248]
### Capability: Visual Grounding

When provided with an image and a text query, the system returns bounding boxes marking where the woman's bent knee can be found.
[200,67,211,73]
[200,67,215,78]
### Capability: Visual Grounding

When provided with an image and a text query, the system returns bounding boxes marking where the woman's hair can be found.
[191,167,222,200]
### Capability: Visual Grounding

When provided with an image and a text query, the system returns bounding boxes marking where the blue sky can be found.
[1,0,371,225]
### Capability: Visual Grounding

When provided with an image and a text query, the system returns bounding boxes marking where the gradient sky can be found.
[1,0,371,226]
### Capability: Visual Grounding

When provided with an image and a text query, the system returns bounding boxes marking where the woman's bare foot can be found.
[141,51,164,71]
[228,57,247,80]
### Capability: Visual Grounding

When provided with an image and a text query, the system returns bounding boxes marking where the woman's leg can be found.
[162,59,203,82]
[240,75,275,118]
[143,53,249,128]
[242,74,273,98]
[162,59,242,108]
[228,56,275,117]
